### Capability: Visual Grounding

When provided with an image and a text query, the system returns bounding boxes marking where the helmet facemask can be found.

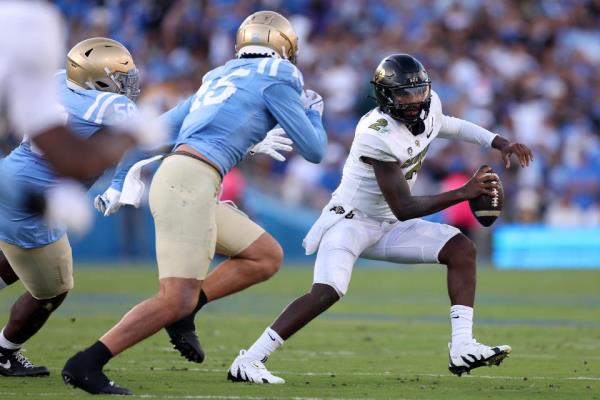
[374,82,432,124]
[108,67,140,101]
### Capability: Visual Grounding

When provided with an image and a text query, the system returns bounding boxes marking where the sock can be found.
[166,289,208,332]
[0,328,22,354]
[450,305,473,347]
[245,327,284,363]
[0,276,7,290]
[196,289,208,311]
[82,341,113,368]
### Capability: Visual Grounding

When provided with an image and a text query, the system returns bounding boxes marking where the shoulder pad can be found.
[264,59,303,93]
[357,108,392,135]
[82,93,138,125]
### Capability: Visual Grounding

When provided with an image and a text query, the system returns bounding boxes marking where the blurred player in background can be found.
[228,54,533,383]
[0,36,163,378]
[62,11,327,395]
[0,2,162,206]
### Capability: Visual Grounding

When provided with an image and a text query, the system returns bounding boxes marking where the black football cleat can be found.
[62,352,131,395]
[165,326,205,363]
[0,350,49,377]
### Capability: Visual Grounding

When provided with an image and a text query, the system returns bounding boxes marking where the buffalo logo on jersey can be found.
[330,205,346,215]
[236,11,299,64]
[371,54,432,135]
[67,37,140,100]
[329,206,354,219]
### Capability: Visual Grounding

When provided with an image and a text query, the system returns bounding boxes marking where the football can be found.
[469,168,504,227]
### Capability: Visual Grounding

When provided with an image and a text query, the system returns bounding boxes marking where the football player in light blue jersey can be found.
[64,11,327,395]
[0,37,147,379]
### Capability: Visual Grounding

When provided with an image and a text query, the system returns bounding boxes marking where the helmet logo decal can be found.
[407,147,413,156]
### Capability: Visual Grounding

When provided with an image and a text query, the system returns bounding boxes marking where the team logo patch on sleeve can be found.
[329,205,346,214]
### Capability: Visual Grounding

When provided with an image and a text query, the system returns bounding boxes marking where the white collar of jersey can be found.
[236,45,281,60]
[66,79,86,92]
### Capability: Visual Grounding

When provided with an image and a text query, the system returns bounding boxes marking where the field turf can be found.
[0,265,598,399]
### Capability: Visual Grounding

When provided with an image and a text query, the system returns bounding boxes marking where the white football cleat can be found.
[448,340,511,376]
[227,350,285,384]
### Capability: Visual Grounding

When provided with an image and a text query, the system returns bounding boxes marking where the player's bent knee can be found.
[440,233,477,267]
[36,291,68,313]
[242,233,283,281]
[310,283,341,309]
[260,240,283,279]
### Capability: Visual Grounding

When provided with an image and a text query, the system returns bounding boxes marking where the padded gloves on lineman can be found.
[94,187,122,216]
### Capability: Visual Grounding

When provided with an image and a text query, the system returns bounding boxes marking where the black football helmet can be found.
[371,54,432,132]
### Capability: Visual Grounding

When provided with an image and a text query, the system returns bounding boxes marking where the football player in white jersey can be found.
[228,54,533,383]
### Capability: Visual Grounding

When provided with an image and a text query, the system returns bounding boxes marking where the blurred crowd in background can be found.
[7,0,600,232]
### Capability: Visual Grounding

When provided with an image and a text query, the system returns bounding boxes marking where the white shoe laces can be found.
[14,352,35,369]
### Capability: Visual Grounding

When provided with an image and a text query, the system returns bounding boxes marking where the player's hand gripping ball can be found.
[468,166,504,227]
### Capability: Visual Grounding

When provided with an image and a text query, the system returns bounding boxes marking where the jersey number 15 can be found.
[189,69,251,112]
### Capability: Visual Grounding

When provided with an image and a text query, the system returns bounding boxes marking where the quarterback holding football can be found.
[228,53,533,383]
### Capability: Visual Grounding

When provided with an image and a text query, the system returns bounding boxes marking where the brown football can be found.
[468,169,504,227]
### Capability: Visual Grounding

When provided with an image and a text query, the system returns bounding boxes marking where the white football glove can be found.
[119,104,168,150]
[94,187,122,216]
[301,89,324,116]
[45,180,93,236]
[249,128,293,162]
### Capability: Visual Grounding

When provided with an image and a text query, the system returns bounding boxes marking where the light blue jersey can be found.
[109,57,326,191]
[175,57,326,176]
[0,71,137,248]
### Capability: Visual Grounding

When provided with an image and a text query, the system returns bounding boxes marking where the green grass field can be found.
[0,264,598,399]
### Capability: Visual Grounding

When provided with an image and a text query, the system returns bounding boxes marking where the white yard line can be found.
[105,367,600,381]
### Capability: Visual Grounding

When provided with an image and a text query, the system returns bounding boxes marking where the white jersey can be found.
[331,90,496,220]
[0,2,66,140]
[332,91,444,220]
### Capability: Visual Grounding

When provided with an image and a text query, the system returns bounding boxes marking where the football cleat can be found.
[0,350,49,377]
[62,352,131,395]
[448,340,511,376]
[227,350,285,384]
[165,325,205,363]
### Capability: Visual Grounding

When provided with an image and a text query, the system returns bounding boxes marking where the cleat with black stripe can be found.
[448,340,511,376]
[227,350,284,384]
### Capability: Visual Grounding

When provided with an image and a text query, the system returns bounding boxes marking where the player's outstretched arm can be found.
[32,126,136,179]
[491,135,533,168]
[368,159,498,221]
[438,116,533,168]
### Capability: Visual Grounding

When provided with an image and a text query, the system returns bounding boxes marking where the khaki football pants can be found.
[0,235,73,299]
[149,154,264,280]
